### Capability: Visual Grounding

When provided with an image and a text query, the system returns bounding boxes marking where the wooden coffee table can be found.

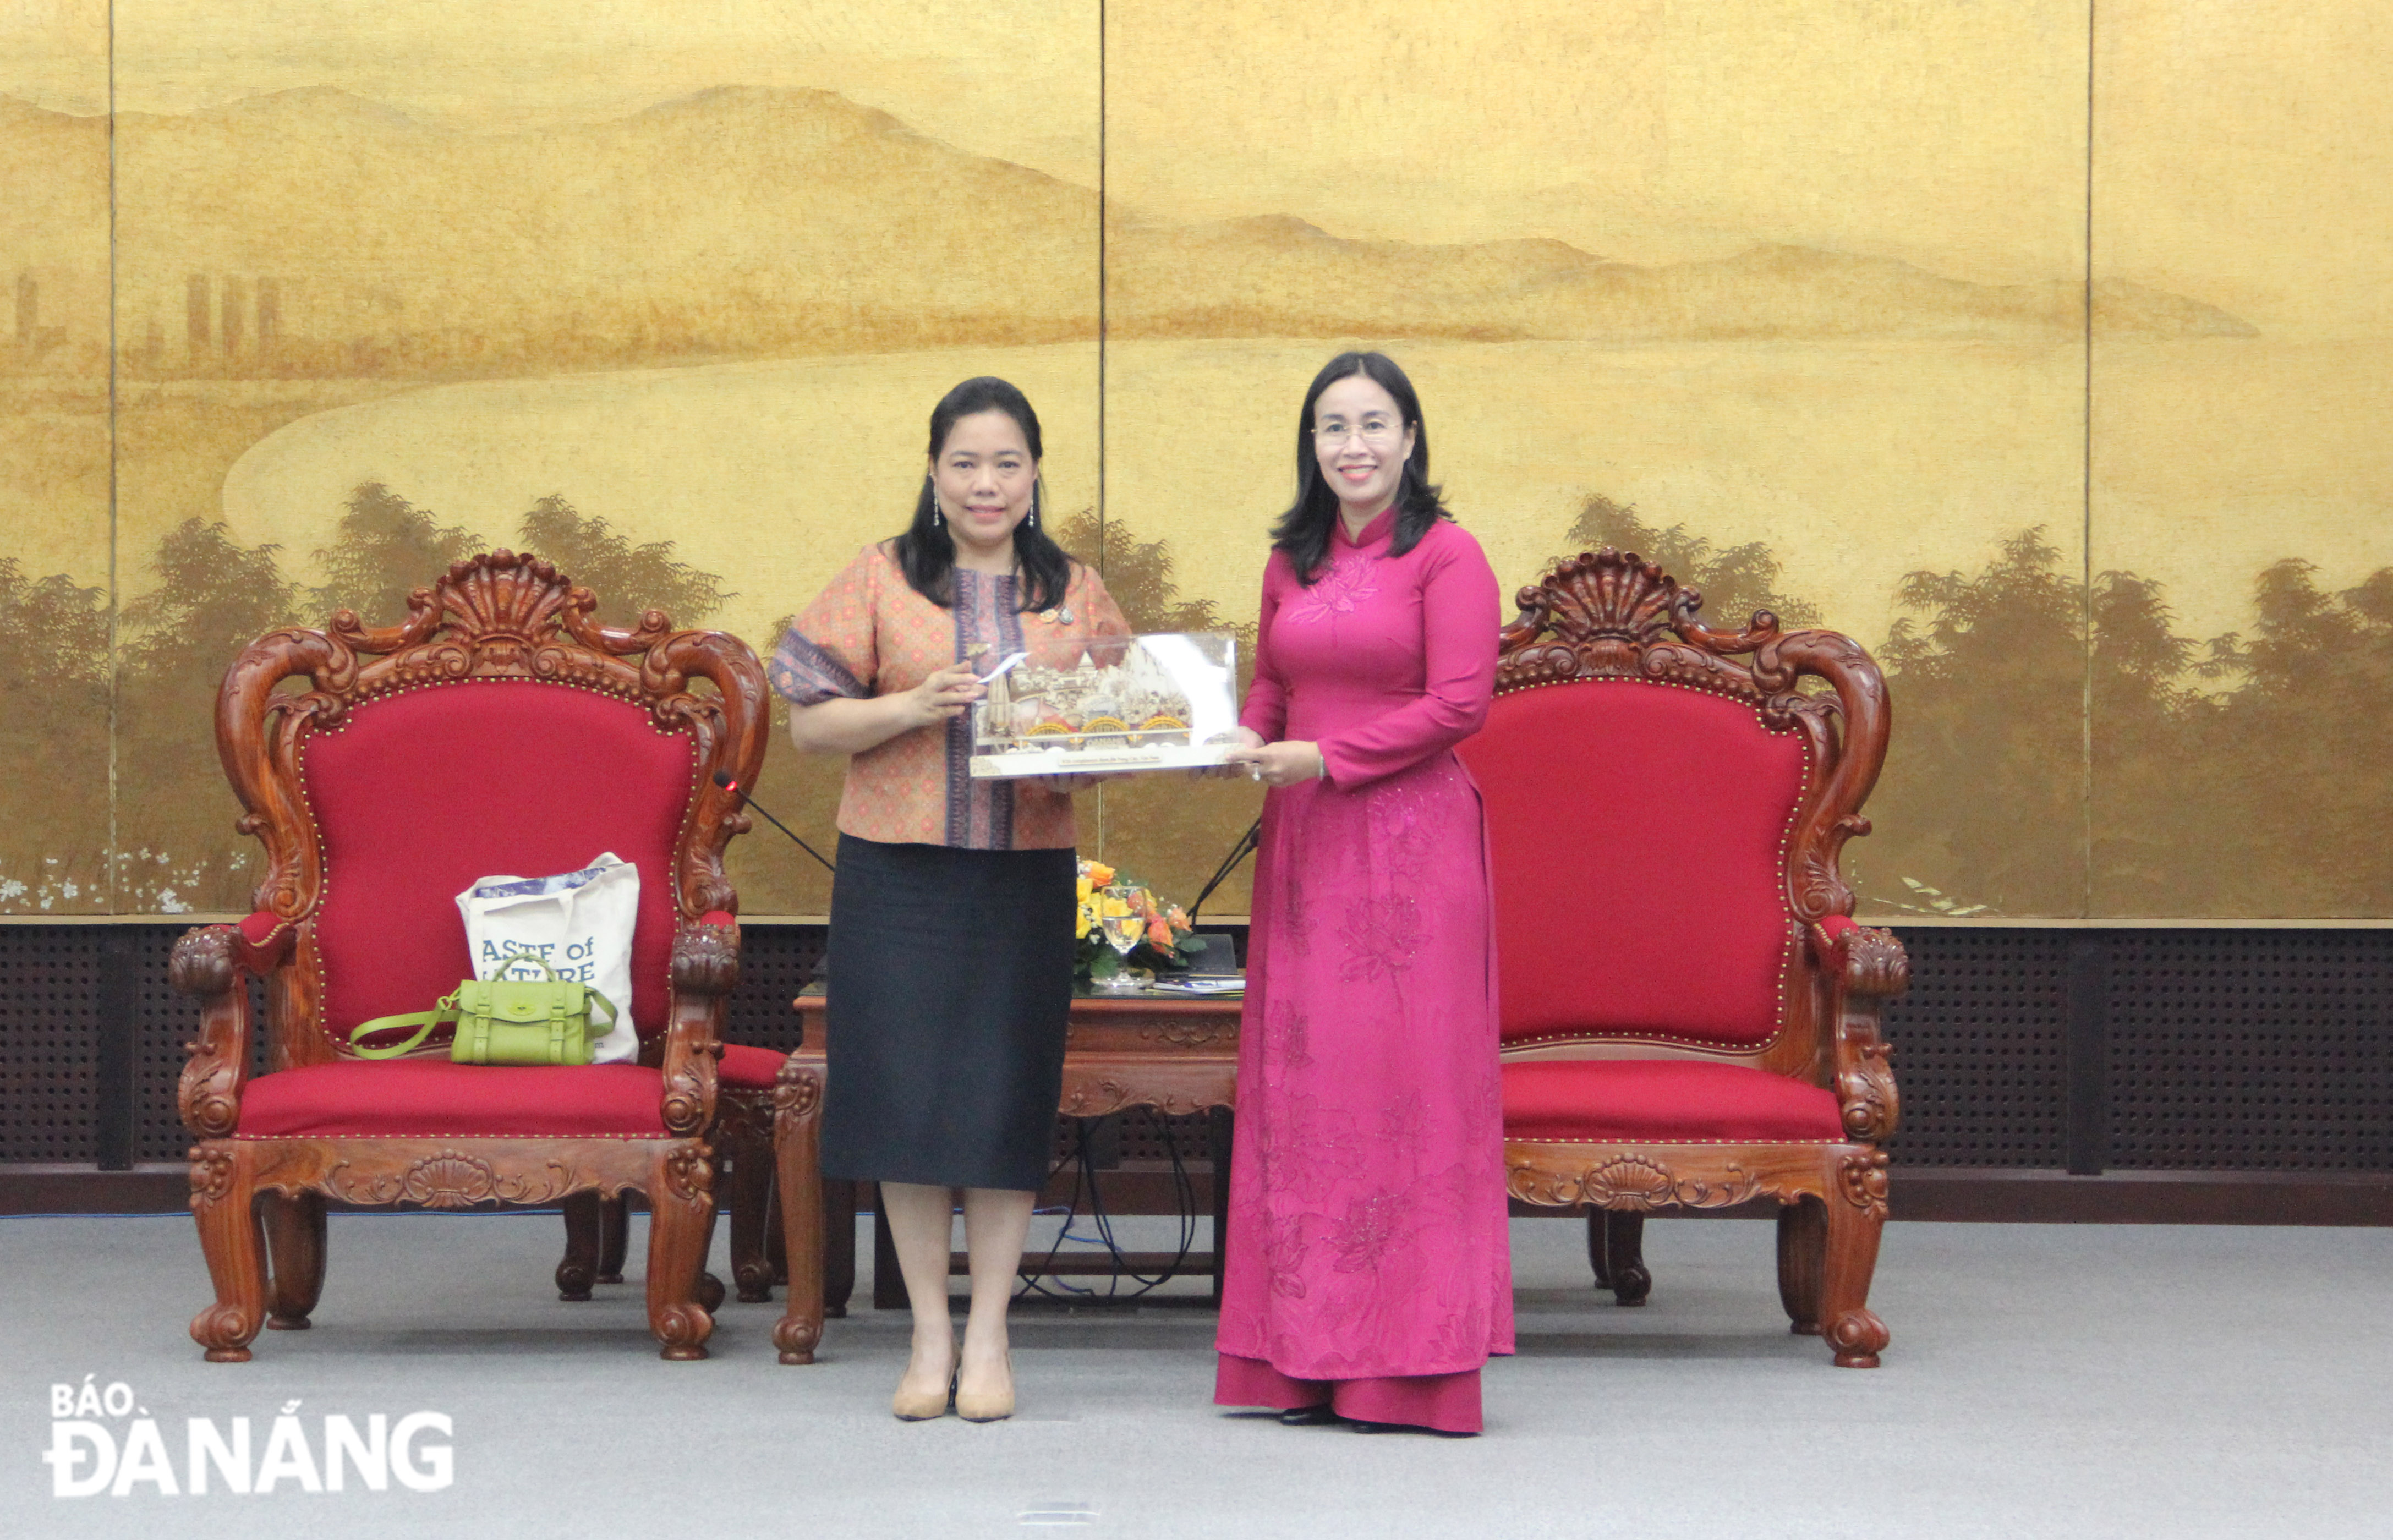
[769,990,1242,1364]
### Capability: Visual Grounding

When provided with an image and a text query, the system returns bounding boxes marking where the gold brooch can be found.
[1040,606,1073,625]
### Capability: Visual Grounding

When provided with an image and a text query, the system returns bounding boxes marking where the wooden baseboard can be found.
[1,1164,190,1213]
[7,1162,2390,1224]
[1888,1167,2393,1225]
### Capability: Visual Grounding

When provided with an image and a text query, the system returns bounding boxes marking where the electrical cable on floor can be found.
[1017,1107,1201,1303]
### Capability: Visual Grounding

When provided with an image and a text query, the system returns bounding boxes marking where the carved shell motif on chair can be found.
[1500,548,1891,929]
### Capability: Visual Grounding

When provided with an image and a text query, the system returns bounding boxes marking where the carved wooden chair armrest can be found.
[1810,915,1908,1144]
[168,913,299,1139]
[659,912,741,1137]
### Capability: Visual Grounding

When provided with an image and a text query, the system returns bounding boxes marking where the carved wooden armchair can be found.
[1454,550,1908,1367]
[169,551,765,1361]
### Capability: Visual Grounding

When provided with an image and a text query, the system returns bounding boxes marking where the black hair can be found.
[892,375,1075,613]
[1270,350,1452,584]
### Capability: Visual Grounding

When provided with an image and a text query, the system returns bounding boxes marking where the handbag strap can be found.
[348,994,461,1060]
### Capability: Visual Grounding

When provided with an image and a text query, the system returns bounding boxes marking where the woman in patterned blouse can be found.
[770,377,1130,1422]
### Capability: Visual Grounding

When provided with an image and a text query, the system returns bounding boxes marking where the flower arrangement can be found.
[1075,859,1208,984]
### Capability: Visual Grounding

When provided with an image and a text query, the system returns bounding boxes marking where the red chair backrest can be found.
[1460,678,1808,1053]
[213,552,766,1062]
[300,679,698,1045]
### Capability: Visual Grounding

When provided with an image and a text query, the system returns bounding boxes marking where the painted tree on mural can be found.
[115,519,304,909]
[2145,561,2393,914]
[1546,496,2393,917]
[518,496,731,628]
[0,561,110,907]
[7,495,2385,916]
[314,481,487,622]
[1560,495,1822,629]
[1867,529,2089,915]
[1054,510,1267,915]
[1056,510,1253,640]
[14,489,743,913]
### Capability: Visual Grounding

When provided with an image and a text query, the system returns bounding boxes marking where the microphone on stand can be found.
[713,771,836,874]
[1187,817,1262,924]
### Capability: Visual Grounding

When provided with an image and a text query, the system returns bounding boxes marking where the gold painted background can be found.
[3,1,2387,919]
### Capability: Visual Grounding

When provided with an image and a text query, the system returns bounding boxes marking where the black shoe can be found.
[1277,1404,1342,1426]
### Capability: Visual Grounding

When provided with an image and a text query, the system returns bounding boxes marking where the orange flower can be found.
[1145,918,1174,951]
[1085,861,1116,887]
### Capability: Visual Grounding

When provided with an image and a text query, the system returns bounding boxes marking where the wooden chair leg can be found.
[823,1177,857,1317]
[188,1146,269,1362]
[597,1193,629,1284]
[724,1098,778,1303]
[1606,1211,1652,1306]
[1777,1199,1826,1335]
[557,1190,602,1300]
[1819,1152,1891,1368]
[263,1190,328,1330]
[645,1147,715,1361]
[698,1210,727,1316]
[771,1065,828,1364]
[766,1174,788,1287]
[1588,1209,1650,1306]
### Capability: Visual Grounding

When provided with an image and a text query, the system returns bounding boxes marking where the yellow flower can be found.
[1077,875,1093,901]
[1100,894,1132,918]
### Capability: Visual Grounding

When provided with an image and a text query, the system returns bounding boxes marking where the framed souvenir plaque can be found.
[968,632,1241,779]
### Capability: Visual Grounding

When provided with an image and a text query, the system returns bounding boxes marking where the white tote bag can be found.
[453,853,642,1065]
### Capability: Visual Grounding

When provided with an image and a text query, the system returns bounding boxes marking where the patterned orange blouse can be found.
[770,542,1132,850]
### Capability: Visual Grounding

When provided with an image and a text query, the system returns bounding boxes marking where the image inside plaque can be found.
[969,632,1240,778]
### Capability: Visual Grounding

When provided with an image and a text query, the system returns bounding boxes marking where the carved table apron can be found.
[788,991,1241,1313]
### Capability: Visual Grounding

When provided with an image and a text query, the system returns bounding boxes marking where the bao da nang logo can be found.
[43,1378,453,1498]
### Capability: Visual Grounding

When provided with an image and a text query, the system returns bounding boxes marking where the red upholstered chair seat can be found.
[1502,1059,1844,1143]
[236,1060,668,1139]
[719,1043,786,1090]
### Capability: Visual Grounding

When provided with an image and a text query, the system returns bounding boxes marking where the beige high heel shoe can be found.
[954,1351,1014,1423]
[892,1351,957,1421]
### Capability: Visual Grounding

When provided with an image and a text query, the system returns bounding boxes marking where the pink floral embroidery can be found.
[1286,555,1380,624]
[1339,894,1423,982]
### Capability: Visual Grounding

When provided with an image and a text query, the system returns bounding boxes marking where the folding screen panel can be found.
[7,3,2389,923]
[1096,1,2094,919]
[106,1,1103,914]
[2089,2,2393,917]
[0,1,111,913]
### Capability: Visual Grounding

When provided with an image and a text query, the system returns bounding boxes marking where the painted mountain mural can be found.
[7,83,2248,394]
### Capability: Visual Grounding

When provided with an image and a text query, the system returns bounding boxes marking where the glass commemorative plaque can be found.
[968,632,1240,779]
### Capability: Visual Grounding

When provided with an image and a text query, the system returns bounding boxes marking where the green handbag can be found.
[348,957,620,1066]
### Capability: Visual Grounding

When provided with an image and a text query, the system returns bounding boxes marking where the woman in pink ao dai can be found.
[1217,351,1513,1435]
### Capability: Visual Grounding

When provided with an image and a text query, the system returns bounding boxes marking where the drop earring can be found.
[1026,488,1038,530]
[928,476,942,528]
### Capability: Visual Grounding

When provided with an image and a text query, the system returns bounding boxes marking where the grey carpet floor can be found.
[3,1211,2387,1539]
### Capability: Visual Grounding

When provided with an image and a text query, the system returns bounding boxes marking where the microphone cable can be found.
[712,771,836,874]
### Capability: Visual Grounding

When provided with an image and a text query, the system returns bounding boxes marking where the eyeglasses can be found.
[1312,416,1405,446]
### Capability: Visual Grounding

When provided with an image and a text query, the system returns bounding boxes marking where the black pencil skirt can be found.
[819,834,1077,1192]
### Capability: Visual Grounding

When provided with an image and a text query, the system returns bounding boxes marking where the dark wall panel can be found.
[3,922,2389,1185]
[2107,931,2393,1170]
